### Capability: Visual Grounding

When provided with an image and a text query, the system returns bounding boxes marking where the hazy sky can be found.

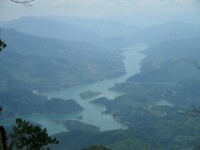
[0,0,200,25]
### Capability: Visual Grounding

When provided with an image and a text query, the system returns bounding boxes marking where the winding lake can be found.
[1,43,147,135]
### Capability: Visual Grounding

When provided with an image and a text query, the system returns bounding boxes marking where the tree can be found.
[0,126,7,150]
[8,118,59,150]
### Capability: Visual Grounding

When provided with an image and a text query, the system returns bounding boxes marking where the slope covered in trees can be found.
[0,27,125,91]
[53,120,162,150]
[0,89,83,119]
[96,37,200,150]
[128,37,200,83]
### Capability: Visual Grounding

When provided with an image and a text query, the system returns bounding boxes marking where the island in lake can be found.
[79,90,102,100]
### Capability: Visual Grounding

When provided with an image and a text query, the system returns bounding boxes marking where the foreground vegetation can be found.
[8,118,58,150]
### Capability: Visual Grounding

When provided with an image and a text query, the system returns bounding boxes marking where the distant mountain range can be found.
[3,17,101,43]
[3,17,200,48]
[3,16,138,48]
[43,16,138,38]
[128,21,200,46]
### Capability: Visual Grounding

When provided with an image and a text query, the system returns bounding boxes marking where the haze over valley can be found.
[0,0,200,149]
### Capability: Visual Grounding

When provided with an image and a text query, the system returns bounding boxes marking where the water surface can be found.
[1,44,147,135]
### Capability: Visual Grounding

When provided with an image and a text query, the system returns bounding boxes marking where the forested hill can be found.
[53,120,162,150]
[128,37,200,83]
[143,37,200,60]
[0,88,83,119]
[0,27,125,91]
[99,36,200,150]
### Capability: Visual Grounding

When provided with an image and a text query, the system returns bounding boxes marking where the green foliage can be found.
[102,80,200,150]
[105,37,200,150]
[0,39,6,51]
[8,118,58,150]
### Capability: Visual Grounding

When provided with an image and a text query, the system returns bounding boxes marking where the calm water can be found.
[1,44,147,135]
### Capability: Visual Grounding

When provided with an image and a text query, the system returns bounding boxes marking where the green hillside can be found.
[0,28,125,91]
[128,37,200,83]
[0,89,83,118]
[53,120,162,150]
[105,37,200,150]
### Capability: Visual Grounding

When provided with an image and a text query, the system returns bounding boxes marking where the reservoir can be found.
[1,44,147,135]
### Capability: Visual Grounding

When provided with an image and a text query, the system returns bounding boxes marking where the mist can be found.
[1,0,200,25]
[0,0,200,150]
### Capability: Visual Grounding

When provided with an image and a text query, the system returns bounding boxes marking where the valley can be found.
[0,15,200,150]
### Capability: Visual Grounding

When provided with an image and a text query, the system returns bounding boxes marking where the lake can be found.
[1,43,147,135]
